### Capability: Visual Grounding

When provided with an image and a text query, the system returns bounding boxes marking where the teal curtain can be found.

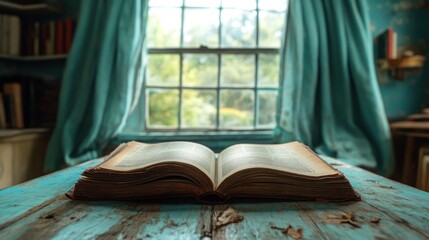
[44,0,148,171]
[276,0,394,176]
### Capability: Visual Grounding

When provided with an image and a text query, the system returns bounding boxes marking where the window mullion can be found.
[178,54,183,129]
[216,4,222,130]
[254,0,260,129]
[178,3,185,129]
[254,54,259,129]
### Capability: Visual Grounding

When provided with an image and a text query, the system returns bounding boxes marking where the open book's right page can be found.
[217,141,338,184]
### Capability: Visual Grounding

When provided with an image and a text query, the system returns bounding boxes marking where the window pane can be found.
[183,54,218,87]
[259,54,279,87]
[221,54,255,87]
[149,0,183,7]
[183,9,219,47]
[221,9,256,47]
[258,90,277,127]
[147,54,180,86]
[258,0,287,11]
[182,90,217,128]
[222,0,256,10]
[148,8,181,47]
[259,11,285,48]
[147,89,179,128]
[220,90,254,128]
[185,0,220,7]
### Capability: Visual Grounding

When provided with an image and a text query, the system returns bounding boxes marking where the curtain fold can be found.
[44,0,148,171]
[276,0,394,176]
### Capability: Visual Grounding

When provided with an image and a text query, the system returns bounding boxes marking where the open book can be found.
[67,141,360,202]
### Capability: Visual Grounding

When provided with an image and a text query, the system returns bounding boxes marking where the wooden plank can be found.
[0,159,102,225]
[0,199,210,239]
[332,158,429,237]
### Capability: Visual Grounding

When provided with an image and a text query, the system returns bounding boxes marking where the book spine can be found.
[3,94,14,128]
[25,20,35,56]
[387,28,392,60]
[65,18,73,53]
[56,20,64,54]
[0,15,3,54]
[9,15,21,56]
[2,15,10,55]
[392,31,397,59]
[33,22,40,56]
[49,21,55,55]
[3,83,24,128]
[41,23,48,55]
[0,93,7,128]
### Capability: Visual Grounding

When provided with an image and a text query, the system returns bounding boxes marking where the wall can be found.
[368,0,429,120]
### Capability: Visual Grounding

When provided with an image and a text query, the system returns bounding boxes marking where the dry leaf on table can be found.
[270,224,303,240]
[214,207,244,229]
[325,211,361,228]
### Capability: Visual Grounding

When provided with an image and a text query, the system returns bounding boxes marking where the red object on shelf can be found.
[64,18,74,53]
[55,20,64,54]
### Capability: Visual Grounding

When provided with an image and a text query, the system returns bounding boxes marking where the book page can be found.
[100,141,216,180]
[217,141,337,184]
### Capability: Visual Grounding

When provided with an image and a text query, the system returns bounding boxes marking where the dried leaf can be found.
[214,207,244,229]
[270,224,303,240]
[324,211,360,228]
[370,217,380,224]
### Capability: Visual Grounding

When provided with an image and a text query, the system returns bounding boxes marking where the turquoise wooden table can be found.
[1,157,429,239]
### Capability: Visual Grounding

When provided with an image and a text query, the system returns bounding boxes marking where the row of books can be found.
[0,76,60,129]
[376,27,397,60]
[0,14,76,56]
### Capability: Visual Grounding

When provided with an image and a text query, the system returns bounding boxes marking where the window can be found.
[134,0,287,132]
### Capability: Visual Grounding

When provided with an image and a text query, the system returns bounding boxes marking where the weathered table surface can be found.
[1,157,429,239]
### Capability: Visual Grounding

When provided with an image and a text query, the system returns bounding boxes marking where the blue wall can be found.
[368,0,429,120]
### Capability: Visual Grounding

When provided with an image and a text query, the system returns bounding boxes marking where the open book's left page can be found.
[99,141,217,182]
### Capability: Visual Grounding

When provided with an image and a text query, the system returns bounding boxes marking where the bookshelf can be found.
[377,55,426,80]
[375,28,426,80]
[0,1,62,16]
[0,53,67,61]
[0,0,73,130]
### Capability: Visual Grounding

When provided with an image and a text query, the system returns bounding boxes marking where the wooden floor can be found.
[1,157,429,239]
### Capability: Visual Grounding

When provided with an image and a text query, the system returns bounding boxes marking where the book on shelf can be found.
[67,141,360,203]
[2,82,24,128]
[1,14,11,54]
[9,15,21,55]
[375,27,397,60]
[0,13,76,57]
[0,76,61,129]
[0,93,7,128]
[0,14,21,55]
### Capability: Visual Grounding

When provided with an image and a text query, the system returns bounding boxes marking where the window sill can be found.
[114,130,277,152]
